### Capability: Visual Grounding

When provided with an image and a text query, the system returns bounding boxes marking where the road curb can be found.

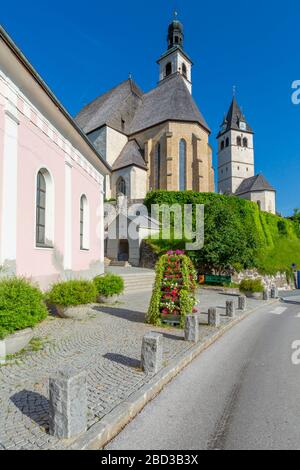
[69,298,279,450]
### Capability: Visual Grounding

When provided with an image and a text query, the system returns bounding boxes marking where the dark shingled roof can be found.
[235,174,275,196]
[112,140,146,171]
[75,74,210,136]
[75,79,143,135]
[129,74,210,134]
[218,97,253,138]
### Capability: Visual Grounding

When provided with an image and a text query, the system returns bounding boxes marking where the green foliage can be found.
[144,191,300,275]
[46,280,97,307]
[239,279,264,293]
[147,252,197,328]
[0,277,48,339]
[93,274,124,298]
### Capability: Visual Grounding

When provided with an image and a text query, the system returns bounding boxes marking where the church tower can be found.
[157,13,193,93]
[217,96,255,194]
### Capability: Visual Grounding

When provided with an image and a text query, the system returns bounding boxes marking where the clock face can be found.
[239,121,246,130]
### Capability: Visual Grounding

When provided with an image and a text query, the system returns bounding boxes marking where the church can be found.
[76,16,215,201]
[76,15,276,216]
[75,15,276,265]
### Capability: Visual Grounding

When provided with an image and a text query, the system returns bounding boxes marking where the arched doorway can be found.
[118,239,129,261]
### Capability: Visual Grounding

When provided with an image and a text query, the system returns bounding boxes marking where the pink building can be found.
[0,27,110,289]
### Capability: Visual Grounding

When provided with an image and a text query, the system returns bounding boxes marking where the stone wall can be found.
[232,270,292,290]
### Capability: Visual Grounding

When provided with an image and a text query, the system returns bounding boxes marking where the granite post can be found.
[49,367,87,439]
[141,332,163,374]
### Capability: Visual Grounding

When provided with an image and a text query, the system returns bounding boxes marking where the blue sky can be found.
[1,0,299,215]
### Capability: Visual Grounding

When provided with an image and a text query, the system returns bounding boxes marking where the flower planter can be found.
[55,305,92,320]
[161,314,181,325]
[242,291,263,300]
[0,328,33,359]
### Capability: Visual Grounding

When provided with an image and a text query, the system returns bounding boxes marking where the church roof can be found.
[218,96,253,138]
[235,174,275,196]
[129,74,210,134]
[112,140,147,171]
[75,74,210,137]
[75,79,143,135]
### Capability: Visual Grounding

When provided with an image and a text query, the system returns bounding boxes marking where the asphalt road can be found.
[106,301,300,450]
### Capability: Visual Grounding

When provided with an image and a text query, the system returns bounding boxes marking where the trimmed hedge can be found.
[46,280,97,307]
[93,274,124,298]
[144,191,300,275]
[239,279,264,293]
[0,277,48,339]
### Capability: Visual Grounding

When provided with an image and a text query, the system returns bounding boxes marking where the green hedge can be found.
[240,279,264,293]
[93,274,124,298]
[0,277,48,339]
[144,191,300,275]
[46,280,97,307]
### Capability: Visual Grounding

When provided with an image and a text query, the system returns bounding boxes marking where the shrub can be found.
[46,280,97,307]
[239,279,264,293]
[93,274,124,298]
[0,277,48,339]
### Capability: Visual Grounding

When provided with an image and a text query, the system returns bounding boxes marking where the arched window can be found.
[117,177,126,196]
[221,140,225,151]
[36,169,54,247]
[182,63,187,78]
[80,195,89,250]
[226,137,230,147]
[179,139,187,191]
[237,136,242,146]
[155,143,161,189]
[243,137,248,148]
[165,62,172,77]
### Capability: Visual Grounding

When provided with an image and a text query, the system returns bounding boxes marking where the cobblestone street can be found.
[0,288,262,450]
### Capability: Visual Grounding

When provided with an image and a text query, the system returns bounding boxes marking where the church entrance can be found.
[118,239,129,262]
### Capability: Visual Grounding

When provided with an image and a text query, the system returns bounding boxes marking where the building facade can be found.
[0,27,109,289]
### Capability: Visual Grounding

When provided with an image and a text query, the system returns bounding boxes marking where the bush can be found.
[0,277,48,339]
[239,279,264,293]
[46,280,97,307]
[93,274,124,298]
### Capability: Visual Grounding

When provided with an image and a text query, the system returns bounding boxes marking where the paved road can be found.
[107,301,300,450]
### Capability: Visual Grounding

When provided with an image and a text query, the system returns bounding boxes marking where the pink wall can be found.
[13,105,103,289]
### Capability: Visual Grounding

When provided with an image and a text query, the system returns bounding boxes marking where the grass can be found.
[255,237,300,275]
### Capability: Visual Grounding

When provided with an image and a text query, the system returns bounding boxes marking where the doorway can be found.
[118,239,129,262]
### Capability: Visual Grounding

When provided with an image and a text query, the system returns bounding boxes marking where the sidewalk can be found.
[0,288,270,450]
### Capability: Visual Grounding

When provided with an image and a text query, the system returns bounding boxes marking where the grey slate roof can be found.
[75,79,143,135]
[235,174,275,195]
[112,140,147,171]
[218,97,253,138]
[75,74,210,137]
[129,74,210,134]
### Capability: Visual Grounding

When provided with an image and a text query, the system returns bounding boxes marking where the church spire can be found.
[167,13,184,49]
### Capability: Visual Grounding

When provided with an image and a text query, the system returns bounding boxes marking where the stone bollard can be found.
[226,301,236,318]
[49,367,87,439]
[271,287,279,299]
[263,289,270,301]
[208,308,220,327]
[238,295,247,311]
[141,332,163,374]
[185,315,200,343]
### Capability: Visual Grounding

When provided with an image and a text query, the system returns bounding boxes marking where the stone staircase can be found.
[106,266,155,294]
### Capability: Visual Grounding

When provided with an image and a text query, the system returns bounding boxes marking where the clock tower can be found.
[217,97,255,194]
[157,13,193,93]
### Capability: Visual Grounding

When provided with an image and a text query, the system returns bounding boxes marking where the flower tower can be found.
[147,251,197,327]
